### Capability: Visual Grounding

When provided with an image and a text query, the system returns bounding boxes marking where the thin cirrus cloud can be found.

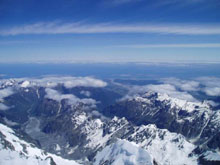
[110,0,139,5]
[108,0,211,6]
[1,22,220,36]
[110,0,148,5]
[117,43,220,48]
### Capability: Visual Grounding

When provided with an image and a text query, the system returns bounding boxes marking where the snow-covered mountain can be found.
[127,124,197,165]
[94,139,153,165]
[0,77,220,164]
[104,91,220,141]
[0,123,80,165]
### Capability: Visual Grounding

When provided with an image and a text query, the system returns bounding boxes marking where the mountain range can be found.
[0,77,220,165]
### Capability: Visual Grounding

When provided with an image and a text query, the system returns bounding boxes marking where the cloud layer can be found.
[162,77,220,97]
[118,43,220,48]
[196,77,220,96]
[0,88,14,101]
[162,78,200,91]
[1,22,220,36]
[13,76,107,88]
[127,84,197,102]
[123,76,220,106]
[45,88,97,106]
[0,76,106,109]
[0,103,10,110]
[80,90,91,97]
[0,88,14,110]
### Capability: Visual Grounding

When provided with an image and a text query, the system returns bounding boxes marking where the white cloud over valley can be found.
[0,103,10,111]
[0,88,14,101]
[11,76,107,89]
[0,88,14,110]
[162,78,200,91]
[45,88,97,106]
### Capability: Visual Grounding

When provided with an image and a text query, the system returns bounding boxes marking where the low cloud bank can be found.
[162,77,220,97]
[162,78,200,92]
[0,103,10,110]
[17,76,107,88]
[45,88,97,106]
[127,84,197,102]
[80,90,91,97]
[0,76,106,109]
[0,76,106,89]
[0,88,14,110]
[196,77,220,96]
[123,77,220,106]
[0,88,14,101]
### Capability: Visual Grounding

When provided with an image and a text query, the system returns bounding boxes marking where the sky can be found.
[0,0,220,63]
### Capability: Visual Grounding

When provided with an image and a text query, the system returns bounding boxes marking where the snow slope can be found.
[94,139,153,165]
[0,123,80,165]
[128,124,197,165]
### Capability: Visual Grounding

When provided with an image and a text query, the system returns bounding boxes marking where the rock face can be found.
[0,78,220,165]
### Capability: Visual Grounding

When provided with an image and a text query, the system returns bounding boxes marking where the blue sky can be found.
[0,0,220,63]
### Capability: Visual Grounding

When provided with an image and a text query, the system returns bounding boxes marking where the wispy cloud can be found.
[106,0,211,6]
[102,0,141,6]
[1,22,220,36]
[111,0,140,5]
[154,0,205,6]
[0,40,38,45]
[117,43,220,48]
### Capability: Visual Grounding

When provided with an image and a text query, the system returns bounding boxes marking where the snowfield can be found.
[94,139,153,165]
[0,123,80,165]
